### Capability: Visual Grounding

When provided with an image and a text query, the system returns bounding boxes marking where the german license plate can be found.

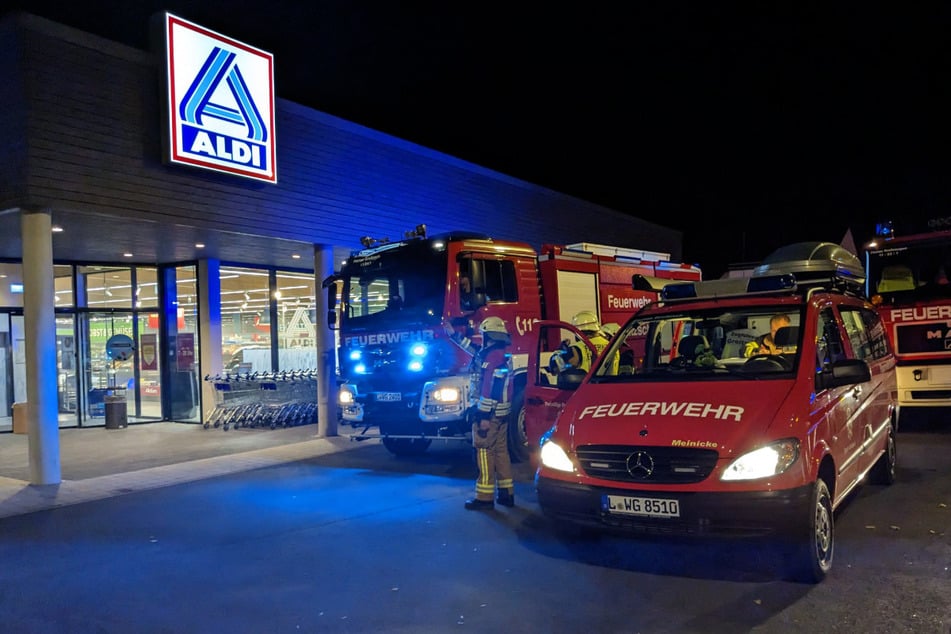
[376,392,402,402]
[603,494,680,518]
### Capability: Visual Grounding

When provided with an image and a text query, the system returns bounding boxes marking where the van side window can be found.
[840,307,873,361]
[859,307,891,360]
[815,308,845,373]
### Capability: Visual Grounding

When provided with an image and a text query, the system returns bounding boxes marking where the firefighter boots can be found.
[464,498,494,510]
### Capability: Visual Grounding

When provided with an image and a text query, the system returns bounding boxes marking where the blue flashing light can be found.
[348,350,362,361]
[746,274,796,293]
[408,360,424,372]
[410,343,428,357]
[354,363,368,374]
[875,221,894,238]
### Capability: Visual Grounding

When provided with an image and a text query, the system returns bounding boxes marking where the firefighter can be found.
[563,310,616,373]
[465,316,515,510]
[744,313,791,357]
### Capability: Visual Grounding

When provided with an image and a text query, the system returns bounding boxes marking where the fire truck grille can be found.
[576,445,719,484]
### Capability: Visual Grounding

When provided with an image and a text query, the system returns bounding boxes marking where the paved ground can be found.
[0,422,367,519]
[0,420,949,633]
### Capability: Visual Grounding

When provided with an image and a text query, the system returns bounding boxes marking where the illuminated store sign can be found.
[161,13,277,183]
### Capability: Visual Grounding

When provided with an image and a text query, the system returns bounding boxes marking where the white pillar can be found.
[314,245,338,437]
[22,210,61,485]
[197,259,222,421]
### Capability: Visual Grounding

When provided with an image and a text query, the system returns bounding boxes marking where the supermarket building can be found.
[0,12,684,483]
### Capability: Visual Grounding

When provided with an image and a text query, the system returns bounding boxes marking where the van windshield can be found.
[590,306,804,380]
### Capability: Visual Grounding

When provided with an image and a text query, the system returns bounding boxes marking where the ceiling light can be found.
[195,243,205,248]
[123,253,133,257]
[292,253,301,259]
[51,225,64,233]
[105,289,113,297]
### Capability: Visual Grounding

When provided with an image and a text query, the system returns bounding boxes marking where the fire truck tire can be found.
[785,478,834,584]
[507,391,529,464]
[869,423,897,485]
[382,437,432,456]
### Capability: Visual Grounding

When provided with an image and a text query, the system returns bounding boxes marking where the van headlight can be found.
[539,440,575,473]
[721,439,799,481]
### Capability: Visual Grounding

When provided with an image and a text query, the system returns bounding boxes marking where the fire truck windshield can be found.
[866,243,951,300]
[339,243,448,328]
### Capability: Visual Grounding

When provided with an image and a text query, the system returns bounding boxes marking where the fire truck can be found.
[864,218,951,418]
[322,225,701,462]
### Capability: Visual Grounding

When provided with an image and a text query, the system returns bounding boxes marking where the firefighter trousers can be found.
[472,417,514,502]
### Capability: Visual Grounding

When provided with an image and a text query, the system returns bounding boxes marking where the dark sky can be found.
[7,2,951,278]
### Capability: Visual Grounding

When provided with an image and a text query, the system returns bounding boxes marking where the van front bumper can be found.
[535,475,813,537]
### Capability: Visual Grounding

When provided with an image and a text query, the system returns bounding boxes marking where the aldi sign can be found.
[161,13,277,183]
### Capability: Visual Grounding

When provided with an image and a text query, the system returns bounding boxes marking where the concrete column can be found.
[22,210,61,485]
[314,245,338,437]
[197,259,222,421]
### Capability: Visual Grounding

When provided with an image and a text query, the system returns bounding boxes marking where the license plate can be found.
[375,392,402,402]
[603,494,680,518]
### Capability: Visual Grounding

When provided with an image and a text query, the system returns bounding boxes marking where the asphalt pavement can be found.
[0,420,948,633]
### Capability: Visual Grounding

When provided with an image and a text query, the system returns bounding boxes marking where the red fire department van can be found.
[527,242,898,583]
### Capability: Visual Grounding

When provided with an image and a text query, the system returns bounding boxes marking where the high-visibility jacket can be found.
[472,342,513,419]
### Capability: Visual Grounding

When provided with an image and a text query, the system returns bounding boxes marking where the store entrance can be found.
[80,311,162,425]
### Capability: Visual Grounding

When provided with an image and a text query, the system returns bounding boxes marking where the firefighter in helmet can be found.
[562,310,616,374]
[465,316,516,510]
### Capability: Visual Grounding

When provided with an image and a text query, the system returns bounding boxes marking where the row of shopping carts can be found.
[203,370,318,431]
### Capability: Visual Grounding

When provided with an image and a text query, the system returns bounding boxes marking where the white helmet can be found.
[479,316,510,342]
[601,322,620,339]
[571,310,600,333]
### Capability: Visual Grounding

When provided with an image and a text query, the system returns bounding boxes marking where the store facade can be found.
[0,12,685,482]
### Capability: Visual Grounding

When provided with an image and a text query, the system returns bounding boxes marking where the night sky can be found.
[7,2,951,278]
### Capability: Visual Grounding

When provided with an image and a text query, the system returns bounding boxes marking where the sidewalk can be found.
[0,422,363,519]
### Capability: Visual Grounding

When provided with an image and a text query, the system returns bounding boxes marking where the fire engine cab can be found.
[528,242,898,583]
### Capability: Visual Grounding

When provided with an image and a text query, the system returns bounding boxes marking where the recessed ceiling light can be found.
[123,253,133,257]
[292,253,301,259]
[51,225,64,233]
[195,243,205,248]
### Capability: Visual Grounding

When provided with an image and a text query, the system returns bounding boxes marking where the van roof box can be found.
[753,241,865,285]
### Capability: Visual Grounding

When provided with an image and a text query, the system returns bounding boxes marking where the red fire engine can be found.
[864,219,951,419]
[322,225,701,462]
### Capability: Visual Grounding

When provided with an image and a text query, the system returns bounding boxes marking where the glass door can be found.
[81,312,135,426]
[56,314,79,427]
[0,313,25,432]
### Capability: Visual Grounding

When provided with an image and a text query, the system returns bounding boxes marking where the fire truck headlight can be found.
[431,386,460,402]
[338,387,355,405]
[539,440,574,473]
[721,439,799,481]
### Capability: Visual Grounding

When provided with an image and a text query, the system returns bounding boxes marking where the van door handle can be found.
[851,385,862,399]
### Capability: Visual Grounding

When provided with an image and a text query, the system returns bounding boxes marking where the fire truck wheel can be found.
[507,391,529,464]
[785,478,834,584]
[382,437,432,456]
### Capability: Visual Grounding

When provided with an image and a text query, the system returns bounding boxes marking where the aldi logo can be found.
[162,13,277,183]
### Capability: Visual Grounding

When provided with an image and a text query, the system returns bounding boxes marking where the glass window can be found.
[276,270,316,371]
[220,266,272,373]
[80,265,133,309]
[0,262,23,308]
[135,267,159,310]
[54,265,74,308]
